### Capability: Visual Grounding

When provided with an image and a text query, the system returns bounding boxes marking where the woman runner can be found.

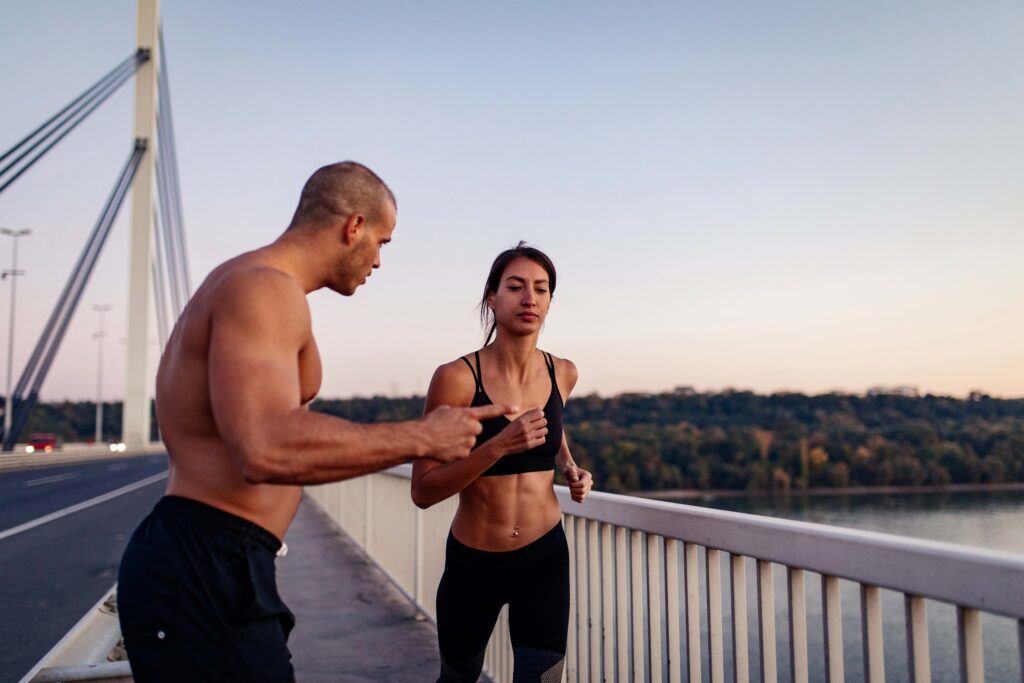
[412,242,593,682]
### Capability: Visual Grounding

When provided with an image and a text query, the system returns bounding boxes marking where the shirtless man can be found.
[117,162,513,682]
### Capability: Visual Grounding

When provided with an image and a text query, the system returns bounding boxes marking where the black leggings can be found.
[435,522,570,683]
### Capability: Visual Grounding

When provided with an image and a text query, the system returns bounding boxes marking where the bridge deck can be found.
[279,497,441,683]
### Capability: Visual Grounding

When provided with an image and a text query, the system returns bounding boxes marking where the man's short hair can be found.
[289,161,396,229]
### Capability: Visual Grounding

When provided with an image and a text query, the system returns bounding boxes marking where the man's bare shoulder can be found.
[207,262,305,300]
[204,263,309,320]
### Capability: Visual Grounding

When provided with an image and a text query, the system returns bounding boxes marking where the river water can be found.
[665,489,1024,683]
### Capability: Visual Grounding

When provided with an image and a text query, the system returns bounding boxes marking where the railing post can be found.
[787,567,808,683]
[860,585,884,683]
[957,607,984,683]
[615,527,629,683]
[905,595,930,683]
[648,534,663,683]
[589,520,601,680]
[731,554,750,683]
[601,523,614,682]
[413,505,425,620]
[331,482,342,528]
[707,548,725,683]
[364,475,372,556]
[631,529,644,682]
[565,515,576,682]
[685,543,701,683]
[666,539,682,683]
[576,518,589,682]
[757,560,777,683]
[822,575,845,683]
[1018,620,1023,683]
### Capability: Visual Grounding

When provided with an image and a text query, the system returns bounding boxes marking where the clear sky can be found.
[0,1,1021,401]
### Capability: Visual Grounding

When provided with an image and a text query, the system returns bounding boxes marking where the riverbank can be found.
[632,481,1024,501]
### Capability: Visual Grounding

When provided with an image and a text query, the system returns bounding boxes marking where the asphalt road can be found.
[0,454,168,681]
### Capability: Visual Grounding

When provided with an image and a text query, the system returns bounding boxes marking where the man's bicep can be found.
[207,291,306,450]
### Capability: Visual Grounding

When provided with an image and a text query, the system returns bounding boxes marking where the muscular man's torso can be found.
[157,254,321,539]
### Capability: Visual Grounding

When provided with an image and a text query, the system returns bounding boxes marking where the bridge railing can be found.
[306,466,1024,683]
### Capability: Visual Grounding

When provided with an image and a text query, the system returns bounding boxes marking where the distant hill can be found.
[308,391,1024,493]
[10,391,1023,493]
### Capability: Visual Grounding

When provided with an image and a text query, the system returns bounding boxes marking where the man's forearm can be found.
[266,455,412,486]
[411,440,504,508]
[242,409,428,485]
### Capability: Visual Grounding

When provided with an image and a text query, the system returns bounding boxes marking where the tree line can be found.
[308,390,1024,493]
[11,391,1023,494]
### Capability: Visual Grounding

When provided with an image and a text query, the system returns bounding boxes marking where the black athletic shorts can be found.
[117,495,295,683]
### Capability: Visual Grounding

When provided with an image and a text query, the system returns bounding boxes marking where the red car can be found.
[26,433,62,453]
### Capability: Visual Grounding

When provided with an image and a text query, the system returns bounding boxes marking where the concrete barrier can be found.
[20,586,132,683]
[30,662,132,682]
[0,445,165,473]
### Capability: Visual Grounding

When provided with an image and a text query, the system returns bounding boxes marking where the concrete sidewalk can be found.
[278,498,440,683]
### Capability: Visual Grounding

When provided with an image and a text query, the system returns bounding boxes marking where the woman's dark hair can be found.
[479,241,557,345]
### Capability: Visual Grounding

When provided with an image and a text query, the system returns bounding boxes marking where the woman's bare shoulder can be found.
[544,351,578,396]
[425,354,480,410]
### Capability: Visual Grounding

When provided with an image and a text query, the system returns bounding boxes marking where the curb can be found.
[20,587,131,683]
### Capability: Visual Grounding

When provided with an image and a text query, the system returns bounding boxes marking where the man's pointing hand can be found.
[421,403,518,463]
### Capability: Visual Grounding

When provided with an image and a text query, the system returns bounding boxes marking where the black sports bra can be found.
[461,350,563,476]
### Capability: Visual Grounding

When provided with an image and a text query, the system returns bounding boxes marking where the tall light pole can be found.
[93,304,112,444]
[1,228,31,440]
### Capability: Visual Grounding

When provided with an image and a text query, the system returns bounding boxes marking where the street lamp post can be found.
[93,304,112,444]
[1,228,31,441]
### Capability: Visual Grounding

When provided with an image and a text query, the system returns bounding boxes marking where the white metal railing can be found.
[306,466,1024,683]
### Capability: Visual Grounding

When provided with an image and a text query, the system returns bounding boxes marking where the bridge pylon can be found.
[122,0,160,448]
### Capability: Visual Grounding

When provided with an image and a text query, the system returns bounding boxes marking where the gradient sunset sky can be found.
[1,1,1021,401]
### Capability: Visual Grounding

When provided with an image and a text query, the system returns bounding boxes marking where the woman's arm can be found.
[553,354,580,476]
[554,431,578,473]
[552,356,593,503]
[410,362,545,509]
[556,431,593,503]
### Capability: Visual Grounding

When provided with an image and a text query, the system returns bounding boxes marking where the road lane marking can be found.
[24,473,78,487]
[0,471,167,541]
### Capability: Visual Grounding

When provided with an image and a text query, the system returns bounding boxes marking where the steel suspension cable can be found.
[32,142,146,385]
[0,50,146,167]
[158,32,191,297]
[156,101,184,314]
[0,51,148,194]
[2,141,146,450]
[151,204,171,348]
[6,144,145,449]
[7,141,134,406]
[8,140,144,405]
[155,126,183,316]
[0,61,135,181]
